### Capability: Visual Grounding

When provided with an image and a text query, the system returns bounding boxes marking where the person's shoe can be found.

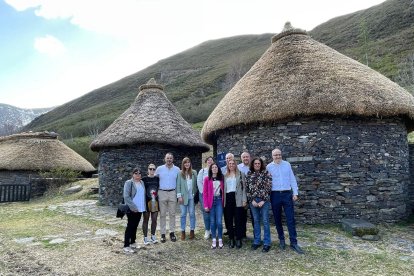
[223,231,229,236]
[204,230,210,240]
[161,234,166,243]
[262,245,271,253]
[189,230,195,240]
[181,231,186,241]
[130,243,140,249]
[170,232,177,242]
[211,238,217,249]
[123,246,135,254]
[279,240,286,250]
[151,235,158,244]
[251,244,260,250]
[143,237,151,245]
[235,239,242,249]
[229,239,235,248]
[218,239,224,249]
[290,244,305,254]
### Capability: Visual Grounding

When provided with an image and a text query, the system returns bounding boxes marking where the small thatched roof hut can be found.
[201,23,414,224]
[0,131,95,172]
[0,131,95,198]
[91,78,209,205]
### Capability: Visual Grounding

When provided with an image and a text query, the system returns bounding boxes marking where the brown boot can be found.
[181,231,186,241]
[189,230,195,240]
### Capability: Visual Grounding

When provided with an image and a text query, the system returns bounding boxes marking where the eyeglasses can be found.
[148,168,156,171]
[273,154,282,156]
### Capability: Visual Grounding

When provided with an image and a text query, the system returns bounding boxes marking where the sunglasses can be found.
[133,172,141,175]
[148,168,156,171]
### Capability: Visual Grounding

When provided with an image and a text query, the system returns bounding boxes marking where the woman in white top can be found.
[176,157,198,241]
[197,156,214,239]
[223,160,247,249]
[123,167,146,253]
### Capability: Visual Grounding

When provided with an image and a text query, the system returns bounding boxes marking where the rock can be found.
[64,185,83,195]
[95,228,118,236]
[361,235,381,241]
[341,219,379,237]
[49,238,66,244]
[14,237,35,244]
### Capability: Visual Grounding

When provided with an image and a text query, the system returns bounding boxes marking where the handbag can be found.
[116,203,130,219]
[116,181,133,219]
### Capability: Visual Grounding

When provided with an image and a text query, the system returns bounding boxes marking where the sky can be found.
[0,0,386,109]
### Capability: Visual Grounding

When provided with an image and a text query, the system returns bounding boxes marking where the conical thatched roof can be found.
[0,131,95,172]
[201,23,414,144]
[90,78,209,152]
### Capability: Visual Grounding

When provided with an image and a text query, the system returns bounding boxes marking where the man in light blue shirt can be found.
[155,153,180,243]
[266,148,304,254]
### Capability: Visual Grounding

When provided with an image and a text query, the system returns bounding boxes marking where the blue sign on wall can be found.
[217,152,226,169]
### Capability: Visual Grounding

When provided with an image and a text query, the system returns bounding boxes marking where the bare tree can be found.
[223,55,249,91]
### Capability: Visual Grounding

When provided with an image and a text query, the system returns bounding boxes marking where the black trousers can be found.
[224,192,244,240]
[143,211,158,237]
[124,211,142,247]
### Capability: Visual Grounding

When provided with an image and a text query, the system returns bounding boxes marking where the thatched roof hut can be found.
[201,23,414,224]
[0,131,95,172]
[90,78,209,205]
[202,23,414,144]
[91,78,209,151]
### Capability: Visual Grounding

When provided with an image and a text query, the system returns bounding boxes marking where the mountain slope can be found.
[0,104,54,135]
[23,0,414,139]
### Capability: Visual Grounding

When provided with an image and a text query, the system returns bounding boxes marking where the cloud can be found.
[34,35,66,57]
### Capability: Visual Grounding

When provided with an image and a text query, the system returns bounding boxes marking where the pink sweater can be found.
[203,176,224,209]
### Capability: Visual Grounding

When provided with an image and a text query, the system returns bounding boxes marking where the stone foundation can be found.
[97,143,203,205]
[214,116,411,224]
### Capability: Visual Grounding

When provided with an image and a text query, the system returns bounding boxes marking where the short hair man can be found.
[155,152,180,243]
[237,151,251,175]
[266,148,304,254]
[221,153,234,174]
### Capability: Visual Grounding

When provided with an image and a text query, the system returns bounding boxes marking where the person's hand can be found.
[242,201,247,207]
[204,207,210,213]
[293,195,298,201]
[178,197,183,204]
[258,201,265,208]
[252,201,258,208]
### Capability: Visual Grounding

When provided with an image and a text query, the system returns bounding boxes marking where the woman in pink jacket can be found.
[203,162,225,249]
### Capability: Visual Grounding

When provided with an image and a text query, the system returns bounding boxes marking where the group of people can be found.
[122,149,304,255]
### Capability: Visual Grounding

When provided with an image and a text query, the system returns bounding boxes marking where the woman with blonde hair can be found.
[176,157,198,240]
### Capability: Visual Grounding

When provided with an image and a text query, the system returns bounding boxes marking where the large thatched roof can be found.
[0,131,95,172]
[90,78,210,152]
[201,23,414,144]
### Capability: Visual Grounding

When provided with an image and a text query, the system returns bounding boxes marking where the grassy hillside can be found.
[22,0,414,164]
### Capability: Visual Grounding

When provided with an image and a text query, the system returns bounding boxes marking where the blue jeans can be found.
[199,193,211,231]
[210,196,223,239]
[250,201,271,246]
[271,191,297,245]
[180,198,196,231]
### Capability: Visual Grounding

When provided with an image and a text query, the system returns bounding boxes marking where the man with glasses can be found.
[155,153,180,243]
[266,148,304,254]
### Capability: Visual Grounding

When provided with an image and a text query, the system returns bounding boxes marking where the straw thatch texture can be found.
[0,132,95,172]
[90,78,209,152]
[201,29,414,144]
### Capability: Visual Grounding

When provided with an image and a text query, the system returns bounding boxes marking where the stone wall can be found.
[98,143,204,205]
[408,143,414,215]
[0,170,46,198]
[214,116,411,224]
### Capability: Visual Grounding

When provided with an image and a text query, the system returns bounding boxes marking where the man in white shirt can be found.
[266,148,304,254]
[155,152,180,243]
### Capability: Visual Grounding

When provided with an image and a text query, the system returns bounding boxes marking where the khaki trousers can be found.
[158,190,177,234]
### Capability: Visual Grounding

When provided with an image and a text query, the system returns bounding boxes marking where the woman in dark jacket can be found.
[142,163,160,245]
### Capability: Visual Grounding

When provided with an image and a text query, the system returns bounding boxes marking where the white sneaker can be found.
[143,237,151,245]
[204,230,210,240]
[151,235,158,244]
[123,247,135,254]
[130,243,140,249]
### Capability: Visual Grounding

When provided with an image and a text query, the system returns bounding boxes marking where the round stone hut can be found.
[0,131,96,197]
[90,78,210,205]
[201,23,414,224]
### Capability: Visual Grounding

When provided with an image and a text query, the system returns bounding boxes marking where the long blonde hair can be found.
[181,157,193,178]
[225,159,239,177]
